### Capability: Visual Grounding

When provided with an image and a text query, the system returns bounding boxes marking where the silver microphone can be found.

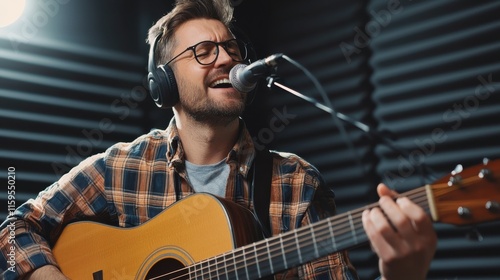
[230,53,283,93]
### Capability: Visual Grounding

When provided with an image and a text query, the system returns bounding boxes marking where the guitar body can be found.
[53,193,262,279]
[52,159,500,279]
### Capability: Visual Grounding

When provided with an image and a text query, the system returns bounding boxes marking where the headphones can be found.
[147,27,257,109]
[147,34,179,108]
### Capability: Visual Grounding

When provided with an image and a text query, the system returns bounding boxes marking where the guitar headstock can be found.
[427,158,500,226]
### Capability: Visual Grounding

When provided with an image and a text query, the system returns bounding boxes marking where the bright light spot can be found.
[0,0,27,27]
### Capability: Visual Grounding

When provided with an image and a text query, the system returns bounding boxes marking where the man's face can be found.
[170,18,247,125]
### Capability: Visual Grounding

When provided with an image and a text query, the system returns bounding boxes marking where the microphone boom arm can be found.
[264,54,438,185]
[267,77,371,133]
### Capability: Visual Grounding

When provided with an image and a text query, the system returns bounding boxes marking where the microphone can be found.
[230,53,283,93]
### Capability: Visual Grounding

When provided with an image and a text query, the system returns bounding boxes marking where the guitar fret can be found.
[216,255,227,280]
[295,230,320,264]
[254,242,262,279]
[294,230,303,264]
[273,232,303,271]
[199,260,203,280]
[223,256,231,280]
[234,252,239,280]
[255,241,272,276]
[327,218,337,252]
[309,225,320,258]
[241,245,250,279]
[269,233,292,273]
[208,257,219,280]
[265,239,274,274]
[240,242,260,279]
[204,258,211,280]
[194,260,200,280]
[203,258,210,280]
[223,253,228,279]
[279,234,288,270]
[348,211,358,244]
[226,251,238,279]
[208,258,213,280]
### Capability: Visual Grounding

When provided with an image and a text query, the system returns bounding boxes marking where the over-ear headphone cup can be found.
[148,65,179,108]
[148,72,161,104]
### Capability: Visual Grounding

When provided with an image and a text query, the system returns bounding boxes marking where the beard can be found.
[176,73,247,126]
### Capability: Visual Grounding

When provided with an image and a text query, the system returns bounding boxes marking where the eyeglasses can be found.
[165,39,248,66]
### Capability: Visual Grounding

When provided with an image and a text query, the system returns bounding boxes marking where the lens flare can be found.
[0,0,27,27]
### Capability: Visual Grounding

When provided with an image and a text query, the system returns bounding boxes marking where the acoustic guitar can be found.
[53,159,500,279]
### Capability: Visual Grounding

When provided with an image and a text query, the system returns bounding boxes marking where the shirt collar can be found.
[163,117,256,178]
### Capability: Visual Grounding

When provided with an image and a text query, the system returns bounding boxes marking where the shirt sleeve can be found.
[0,154,113,279]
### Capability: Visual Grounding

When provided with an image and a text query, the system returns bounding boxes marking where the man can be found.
[0,0,436,279]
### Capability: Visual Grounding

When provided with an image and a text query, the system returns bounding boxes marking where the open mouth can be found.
[210,78,233,89]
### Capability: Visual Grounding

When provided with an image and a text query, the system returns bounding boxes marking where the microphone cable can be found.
[267,54,439,188]
[271,55,368,182]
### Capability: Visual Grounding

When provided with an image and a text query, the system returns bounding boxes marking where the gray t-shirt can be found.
[184,159,229,197]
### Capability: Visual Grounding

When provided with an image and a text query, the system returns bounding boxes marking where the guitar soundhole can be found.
[145,258,188,280]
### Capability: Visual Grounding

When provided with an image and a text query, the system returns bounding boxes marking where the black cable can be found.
[267,54,439,186]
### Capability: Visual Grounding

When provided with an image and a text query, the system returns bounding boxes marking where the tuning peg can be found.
[448,174,463,187]
[486,201,500,213]
[448,164,464,187]
[478,158,493,179]
[466,227,484,242]
[479,168,492,179]
[451,164,463,175]
[457,206,471,218]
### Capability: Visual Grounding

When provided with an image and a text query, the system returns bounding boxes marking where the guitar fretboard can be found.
[157,187,431,280]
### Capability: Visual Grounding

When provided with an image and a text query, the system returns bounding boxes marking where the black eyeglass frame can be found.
[164,38,248,66]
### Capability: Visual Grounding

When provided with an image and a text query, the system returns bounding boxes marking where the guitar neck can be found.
[52,159,499,279]
[185,186,430,279]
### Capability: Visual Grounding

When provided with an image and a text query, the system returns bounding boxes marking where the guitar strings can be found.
[154,187,430,280]
[174,166,500,279]
[159,189,431,279]
[163,189,431,280]
[155,168,496,279]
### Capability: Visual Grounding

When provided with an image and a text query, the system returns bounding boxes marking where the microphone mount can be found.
[266,76,371,134]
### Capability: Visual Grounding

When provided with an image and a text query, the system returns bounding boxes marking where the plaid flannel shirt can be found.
[0,119,358,279]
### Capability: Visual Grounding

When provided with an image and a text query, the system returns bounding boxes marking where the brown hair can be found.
[147,0,234,65]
